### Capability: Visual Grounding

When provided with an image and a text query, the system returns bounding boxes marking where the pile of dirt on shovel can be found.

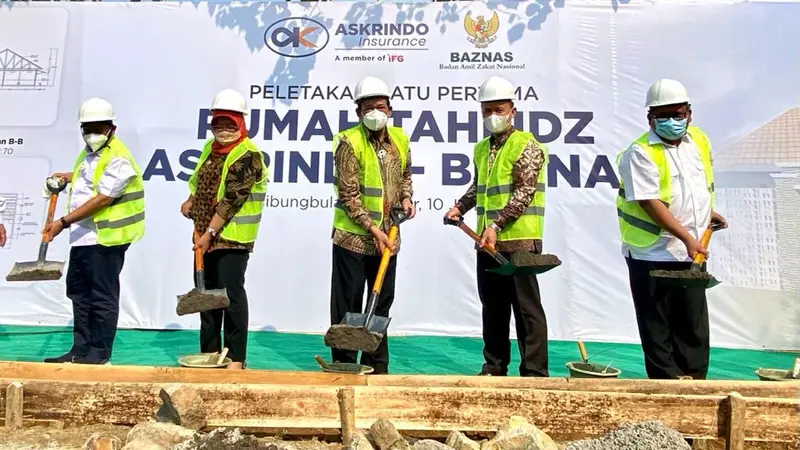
[324,324,382,352]
[176,288,229,315]
[510,252,562,268]
[5,268,63,282]
[650,270,713,280]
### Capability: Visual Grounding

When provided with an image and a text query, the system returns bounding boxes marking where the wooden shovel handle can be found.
[41,193,59,243]
[577,341,588,362]
[371,225,399,294]
[692,227,714,265]
[193,232,204,271]
[457,221,500,256]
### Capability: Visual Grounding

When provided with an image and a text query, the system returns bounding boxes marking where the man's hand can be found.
[444,205,462,223]
[401,198,416,219]
[683,236,709,260]
[42,219,65,243]
[479,226,497,249]
[0,224,6,247]
[370,226,395,254]
[193,232,213,254]
[711,211,728,229]
[180,199,193,219]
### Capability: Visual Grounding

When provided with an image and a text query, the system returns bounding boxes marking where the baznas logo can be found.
[464,11,500,49]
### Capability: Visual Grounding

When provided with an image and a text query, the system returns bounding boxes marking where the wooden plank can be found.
[1,362,798,399]
[725,392,747,450]
[0,362,366,386]
[0,419,64,429]
[4,381,23,429]
[368,374,800,399]
[4,379,798,443]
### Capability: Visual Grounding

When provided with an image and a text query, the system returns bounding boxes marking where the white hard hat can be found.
[478,76,516,103]
[353,76,391,103]
[79,98,115,123]
[645,79,690,108]
[211,89,248,115]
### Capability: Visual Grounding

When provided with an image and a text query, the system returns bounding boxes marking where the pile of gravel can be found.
[564,421,691,450]
[171,428,278,450]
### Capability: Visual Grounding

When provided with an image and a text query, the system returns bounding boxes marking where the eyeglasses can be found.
[652,110,690,120]
[211,124,239,133]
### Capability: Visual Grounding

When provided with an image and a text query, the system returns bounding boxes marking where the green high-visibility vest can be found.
[616,126,715,248]
[188,138,268,243]
[69,138,146,246]
[474,130,548,241]
[332,125,409,235]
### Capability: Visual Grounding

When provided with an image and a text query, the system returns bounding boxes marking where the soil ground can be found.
[0,425,795,450]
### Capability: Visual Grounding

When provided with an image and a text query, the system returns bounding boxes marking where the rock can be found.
[446,431,480,450]
[126,422,197,448]
[156,386,207,431]
[122,439,166,450]
[83,433,123,450]
[412,440,451,450]
[482,416,556,450]
[171,428,277,450]
[369,419,412,450]
[564,421,691,450]
[350,431,376,450]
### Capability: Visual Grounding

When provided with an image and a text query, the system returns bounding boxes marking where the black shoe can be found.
[43,353,76,363]
[72,356,110,365]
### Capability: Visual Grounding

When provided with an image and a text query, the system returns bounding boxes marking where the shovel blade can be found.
[175,287,230,315]
[488,264,560,276]
[651,270,722,290]
[341,312,391,334]
[5,260,65,282]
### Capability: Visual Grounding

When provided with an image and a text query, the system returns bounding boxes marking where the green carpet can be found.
[0,325,794,379]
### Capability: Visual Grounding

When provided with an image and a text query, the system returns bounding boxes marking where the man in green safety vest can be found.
[329,76,415,374]
[616,78,728,380]
[445,76,551,377]
[41,97,146,365]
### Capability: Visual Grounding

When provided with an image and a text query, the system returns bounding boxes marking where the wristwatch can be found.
[489,222,502,232]
[60,217,69,228]
[206,227,217,237]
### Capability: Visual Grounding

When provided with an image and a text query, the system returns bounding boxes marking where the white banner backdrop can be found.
[0,0,798,350]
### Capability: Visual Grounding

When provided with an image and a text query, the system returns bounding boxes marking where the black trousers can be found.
[477,251,548,377]
[329,244,397,374]
[625,256,710,379]
[198,249,250,363]
[65,243,129,361]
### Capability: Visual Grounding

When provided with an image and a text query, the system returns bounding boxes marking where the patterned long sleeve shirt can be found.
[332,129,413,256]
[456,127,545,253]
[190,151,265,252]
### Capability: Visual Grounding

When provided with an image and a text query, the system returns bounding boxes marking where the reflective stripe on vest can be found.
[332,125,409,235]
[474,130,548,241]
[615,126,715,248]
[188,138,268,243]
[68,138,146,246]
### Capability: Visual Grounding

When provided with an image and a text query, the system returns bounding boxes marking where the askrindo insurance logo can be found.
[464,11,499,49]
[264,17,330,58]
[440,9,525,71]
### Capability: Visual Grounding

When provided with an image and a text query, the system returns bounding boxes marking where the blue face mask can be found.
[654,117,688,141]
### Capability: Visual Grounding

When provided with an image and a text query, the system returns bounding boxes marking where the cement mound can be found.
[324,324,383,353]
[6,268,63,282]
[176,288,230,315]
[651,270,713,280]
[564,421,691,450]
[510,252,561,268]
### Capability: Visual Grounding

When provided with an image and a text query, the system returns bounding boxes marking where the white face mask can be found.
[362,110,388,131]
[83,133,109,152]
[484,114,512,134]
[213,130,241,146]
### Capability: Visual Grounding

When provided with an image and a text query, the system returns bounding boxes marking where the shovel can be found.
[651,221,725,289]
[176,232,230,315]
[324,205,410,354]
[444,216,561,275]
[6,180,67,282]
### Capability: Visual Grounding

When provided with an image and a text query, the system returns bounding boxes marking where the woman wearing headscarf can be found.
[180,89,268,370]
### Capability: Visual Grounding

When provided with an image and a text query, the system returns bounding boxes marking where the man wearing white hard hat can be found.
[444,76,550,377]
[329,76,415,374]
[41,97,146,365]
[181,89,267,370]
[616,78,728,380]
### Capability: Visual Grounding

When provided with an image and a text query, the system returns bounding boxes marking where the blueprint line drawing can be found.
[0,193,42,250]
[0,48,59,91]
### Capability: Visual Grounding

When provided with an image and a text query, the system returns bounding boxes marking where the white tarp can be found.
[0,0,798,350]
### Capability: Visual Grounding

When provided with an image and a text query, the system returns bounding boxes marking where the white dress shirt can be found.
[618,130,713,262]
[69,145,137,247]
